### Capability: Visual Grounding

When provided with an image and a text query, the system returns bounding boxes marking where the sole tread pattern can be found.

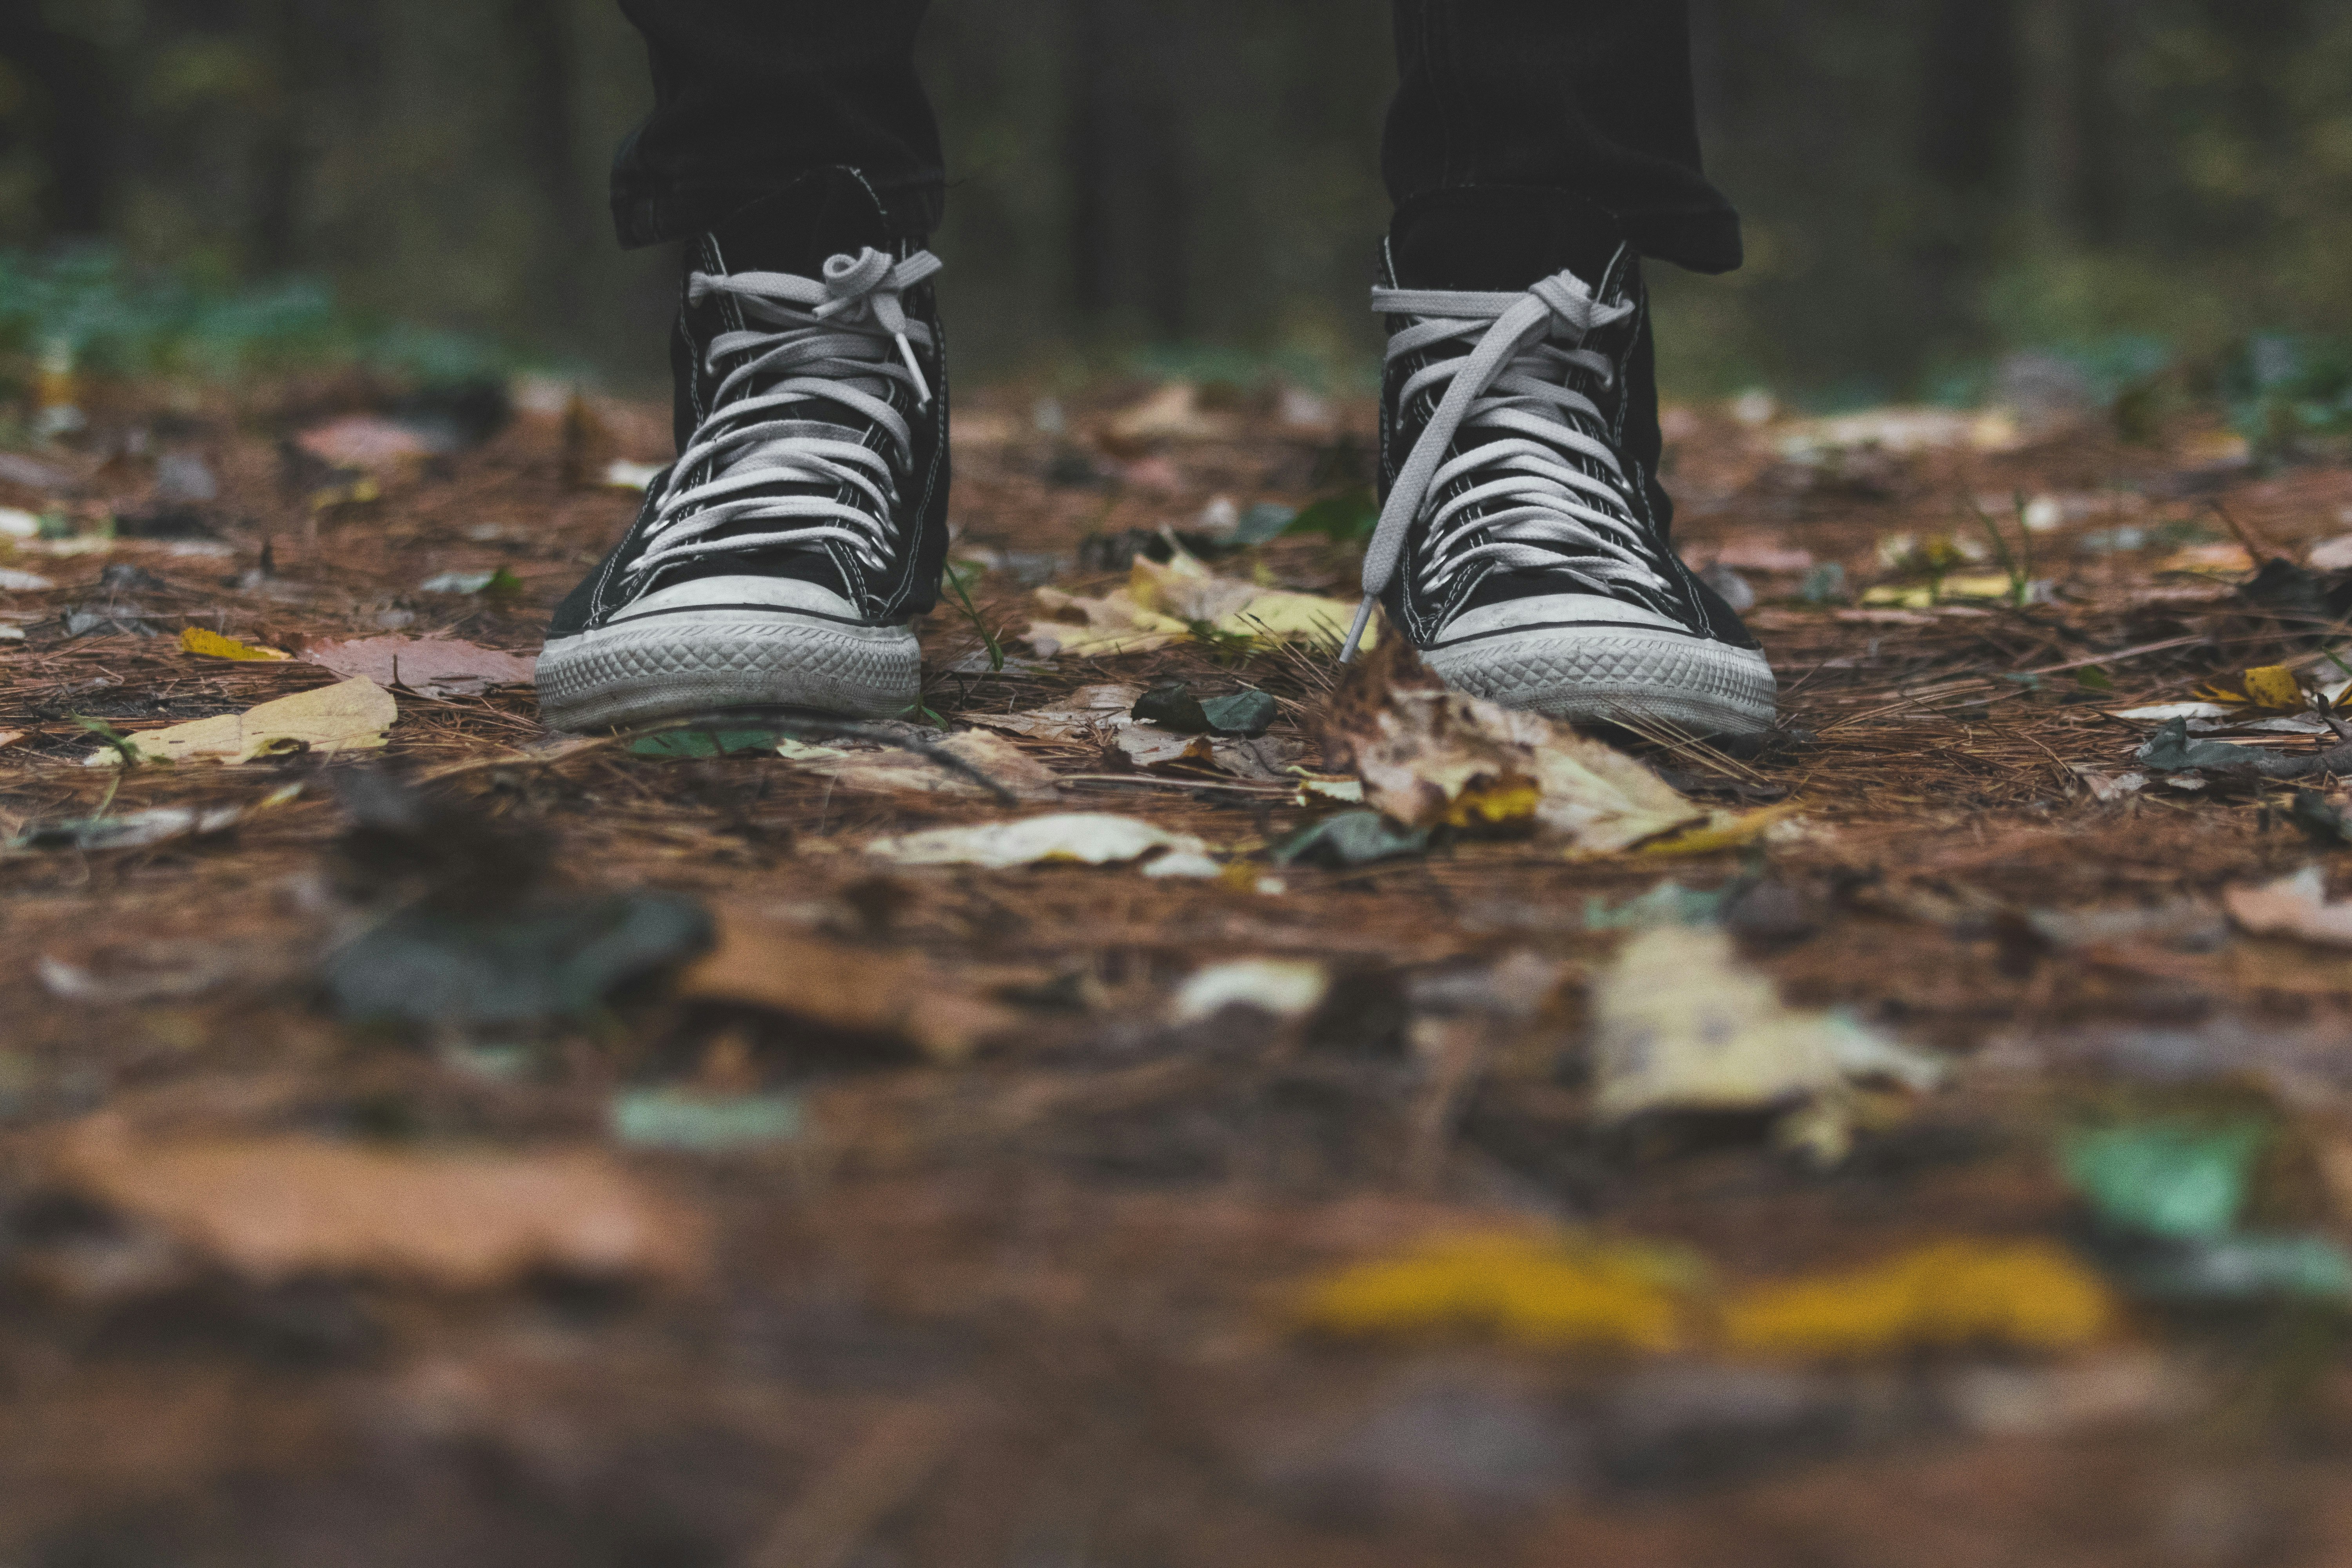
[1427,629,1777,736]
[538,617,919,730]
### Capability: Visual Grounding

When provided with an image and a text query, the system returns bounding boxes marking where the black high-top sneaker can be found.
[538,167,949,730]
[1343,189,1775,737]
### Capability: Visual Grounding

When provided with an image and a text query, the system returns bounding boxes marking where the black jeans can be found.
[610,0,1740,275]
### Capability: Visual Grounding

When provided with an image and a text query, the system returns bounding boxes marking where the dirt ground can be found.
[6,372,2352,1568]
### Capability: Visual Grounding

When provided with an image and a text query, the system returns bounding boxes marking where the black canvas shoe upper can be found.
[549,165,951,641]
[1350,187,1756,660]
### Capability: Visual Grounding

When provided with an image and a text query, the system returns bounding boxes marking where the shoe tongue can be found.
[1389,187,1628,293]
[672,171,913,608]
[706,167,897,279]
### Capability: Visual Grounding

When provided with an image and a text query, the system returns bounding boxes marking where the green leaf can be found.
[1272,810,1430,868]
[1282,486,1379,543]
[2060,1119,2270,1240]
[1198,690,1278,737]
[2075,665,2114,691]
[629,729,781,759]
[1132,680,1210,733]
[610,1089,802,1151]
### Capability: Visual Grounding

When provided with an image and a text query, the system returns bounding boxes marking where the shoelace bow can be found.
[1341,268,1667,661]
[625,246,942,586]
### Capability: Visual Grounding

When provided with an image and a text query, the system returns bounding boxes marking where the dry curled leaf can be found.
[303,633,537,697]
[677,900,1018,1061]
[179,626,289,661]
[1321,639,1704,851]
[55,1117,705,1287]
[2223,866,2352,947]
[86,678,397,766]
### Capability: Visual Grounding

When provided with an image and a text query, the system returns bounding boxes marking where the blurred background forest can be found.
[0,0,2348,410]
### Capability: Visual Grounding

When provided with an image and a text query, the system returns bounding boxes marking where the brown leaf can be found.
[2223,867,2352,947]
[55,1117,705,1288]
[678,901,1020,1061]
[795,730,1060,802]
[304,634,537,697]
[1320,639,1704,851]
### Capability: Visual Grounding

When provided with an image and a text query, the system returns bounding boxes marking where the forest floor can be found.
[6,371,2352,1567]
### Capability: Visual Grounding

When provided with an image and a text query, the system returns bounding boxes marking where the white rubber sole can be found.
[1425,624,1778,737]
[537,608,921,731]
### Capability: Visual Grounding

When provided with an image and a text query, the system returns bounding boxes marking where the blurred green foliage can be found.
[0,246,508,387]
[0,0,2348,402]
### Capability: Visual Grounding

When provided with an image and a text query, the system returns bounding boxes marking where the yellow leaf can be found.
[1440,780,1542,828]
[87,678,397,766]
[2242,665,2302,710]
[1023,540,1368,658]
[1295,1231,1702,1351]
[179,626,289,661]
[1722,1240,2114,1357]
[1639,800,1805,858]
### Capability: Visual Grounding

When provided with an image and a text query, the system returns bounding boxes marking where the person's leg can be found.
[1382,0,1738,276]
[1358,0,1775,737]
[541,5,950,730]
[609,0,943,248]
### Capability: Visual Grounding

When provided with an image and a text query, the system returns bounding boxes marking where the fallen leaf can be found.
[1105,381,1229,445]
[178,626,289,661]
[865,812,1209,870]
[2136,719,2352,781]
[37,939,254,1003]
[1132,680,1279,737]
[965,683,1144,742]
[603,458,665,490]
[321,893,711,1026]
[7,804,245,853]
[1776,407,2020,463]
[2110,1234,2352,1304]
[303,633,536,696]
[1321,639,1705,851]
[87,678,397,766]
[2224,866,2352,946]
[0,567,54,591]
[609,1088,803,1152]
[630,728,783,759]
[1023,540,1365,658]
[1722,1241,2114,1356]
[2242,665,2304,709]
[1295,1231,1702,1350]
[1171,959,1329,1022]
[677,900,1017,1061]
[1114,727,1215,769]
[1271,810,1430,868]
[296,414,436,472]
[1639,800,1805,858]
[419,566,523,597]
[1591,925,1944,1124]
[2061,1120,2269,1240]
[793,729,1061,802]
[55,1116,703,1287]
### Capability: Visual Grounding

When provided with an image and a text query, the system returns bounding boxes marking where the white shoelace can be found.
[624,246,942,586]
[1341,269,1667,661]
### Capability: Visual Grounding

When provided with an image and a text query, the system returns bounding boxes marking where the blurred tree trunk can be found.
[249,0,307,272]
[2017,0,2080,245]
[503,0,599,338]
[1062,0,1191,339]
[0,0,119,235]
